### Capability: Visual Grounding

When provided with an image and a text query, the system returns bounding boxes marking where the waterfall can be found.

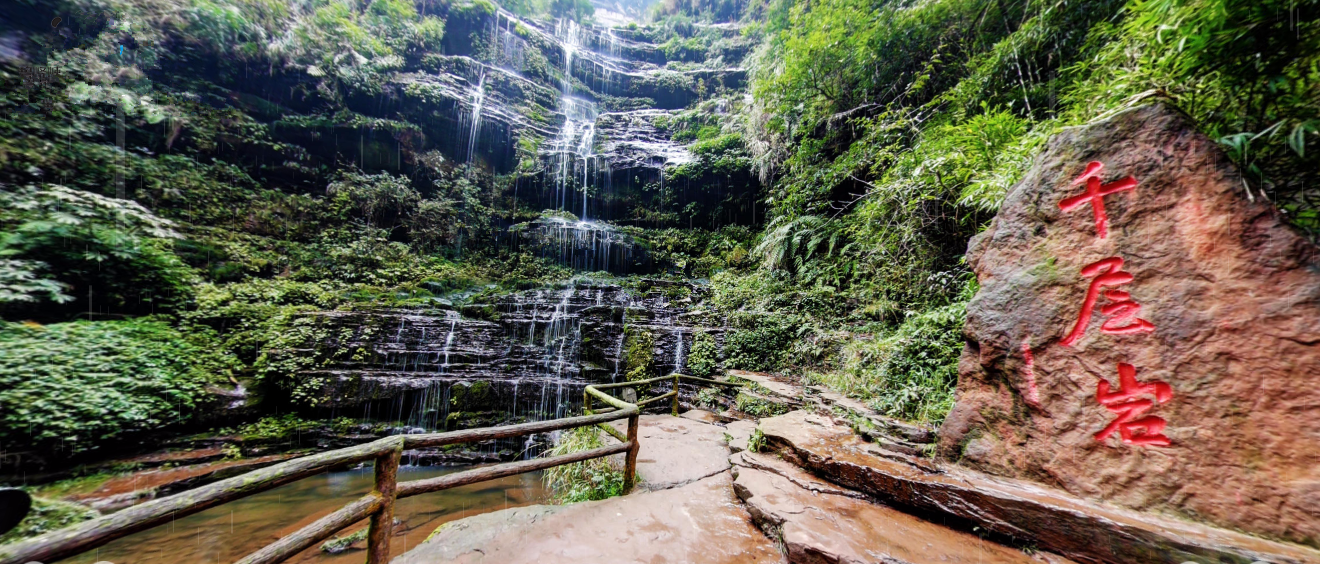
[611,331,625,383]
[442,317,457,367]
[467,71,486,164]
[550,20,601,219]
[493,13,527,73]
[673,327,685,374]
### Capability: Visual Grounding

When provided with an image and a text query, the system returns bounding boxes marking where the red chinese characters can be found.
[1060,257,1155,347]
[1059,161,1138,239]
[1094,363,1173,446]
[1048,161,1172,448]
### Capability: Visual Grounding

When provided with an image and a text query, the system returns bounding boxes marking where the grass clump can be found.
[734,392,790,418]
[695,386,725,410]
[541,426,628,503]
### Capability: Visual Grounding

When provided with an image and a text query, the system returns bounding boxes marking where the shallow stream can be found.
[60,465,547,564]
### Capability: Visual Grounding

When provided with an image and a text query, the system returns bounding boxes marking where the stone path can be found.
[394,414,780,564]
[606,414,731,490]
[394,410,1063,564]
[393,473,781,564]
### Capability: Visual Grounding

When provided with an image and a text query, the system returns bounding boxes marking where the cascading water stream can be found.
[673,327,685,374]
[467,70,486,164]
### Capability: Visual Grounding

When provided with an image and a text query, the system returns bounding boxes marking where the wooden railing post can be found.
[366,439,402,564]
[623,412,639,494]
[671,373,680,416]
[584,389,593,415]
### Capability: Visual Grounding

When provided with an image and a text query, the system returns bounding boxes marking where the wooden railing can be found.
[0,373,740,564]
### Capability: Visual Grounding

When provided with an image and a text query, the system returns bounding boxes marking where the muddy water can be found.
[60,465,547,564]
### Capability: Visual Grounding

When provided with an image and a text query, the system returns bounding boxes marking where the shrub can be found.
[0,319,236,454]
[686,331,720,377]
[723,321,790,372]
[809,300,967,424]
[326,170,420,228]
[0,185,193,320]
[541,426,626,503]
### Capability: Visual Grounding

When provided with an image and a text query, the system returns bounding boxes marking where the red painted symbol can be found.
[1021,337,1040,406]
[1061,256,1154,347]
[1059,161,1138,239]
[1094,362,1172,447]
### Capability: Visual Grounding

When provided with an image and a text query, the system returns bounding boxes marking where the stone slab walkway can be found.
[606,414,731,491]
[394,412,1073,564]
[392,473,782,564]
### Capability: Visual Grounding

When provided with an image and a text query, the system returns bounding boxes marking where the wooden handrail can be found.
[235,493,384,564]
[0,373,740,564]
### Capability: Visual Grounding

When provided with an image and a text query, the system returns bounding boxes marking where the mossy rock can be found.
[0,497,98,545]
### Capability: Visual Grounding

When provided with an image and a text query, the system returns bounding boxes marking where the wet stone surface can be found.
[607,414,730,491]
[730,451,1062,564]
[760,410,1320,564]
[392,473,782,564]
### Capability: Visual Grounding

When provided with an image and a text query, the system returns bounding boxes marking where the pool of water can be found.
[60,465,548,564]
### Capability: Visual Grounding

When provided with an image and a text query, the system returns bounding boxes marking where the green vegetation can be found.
[807,301,968,423]
[694,386,724,410]
[734,392,789,418]
[541,426,628,503]
[746,427,766,452]
[0,498,98,546]
[0,319,235,455]
[623,326,656,382]
[686,332,720,377]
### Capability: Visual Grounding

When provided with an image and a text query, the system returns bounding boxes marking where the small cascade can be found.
[442,316,458,367]
[672,327,686,374]
[493,13,527,74]
[516,217,635,273]
[466,71,487,164]
[288,282,714,458]
[611,331,625,383]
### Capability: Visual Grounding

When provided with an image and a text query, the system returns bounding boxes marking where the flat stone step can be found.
[727,370,803,404]
[731,451,1069,564]
[759,410,1320,564]
[607,414,730,491]
[391,473,782,564]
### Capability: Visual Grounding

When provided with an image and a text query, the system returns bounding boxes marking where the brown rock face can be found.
[764,410,1320,564]
[940,103,1320,546]
[730,451,1057,564]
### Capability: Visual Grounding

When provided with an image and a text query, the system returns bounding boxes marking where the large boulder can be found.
[940,103,1320,546]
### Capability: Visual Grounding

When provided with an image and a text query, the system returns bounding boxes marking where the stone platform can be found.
[393,412,1060,564]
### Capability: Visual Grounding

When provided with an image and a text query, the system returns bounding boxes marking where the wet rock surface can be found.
[64,454,298,512]
[730,451,1059,564]
[607,414,730,491]
[391,473,782,564]
[942,103,1320,545]
[281,283,719,430]
[761,410,1320,564]
[724,419,757,453]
